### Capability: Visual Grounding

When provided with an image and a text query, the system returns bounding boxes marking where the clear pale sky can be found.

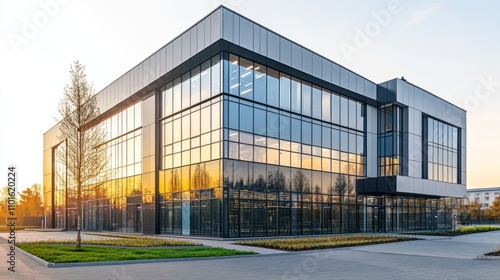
[1,0,499,193]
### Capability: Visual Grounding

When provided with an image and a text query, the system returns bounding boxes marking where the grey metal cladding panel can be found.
[181,31,191,62]
[449,107,466,128]
[166,43,173,73]
[240,17,253,51]
[414,87,423,111]
[301,48,313,75]
[413,108,422,137]
[396,80,405,104]
[197,20,205,53]
[409,160,422,178]
[461,128,466,148]
[280,38,292,66]
[340,67,348,89]
[150,55,157,83]
[348,71,356,92]
[367,133,377,177]
[322,59,332,83]
[435,98,446,120]
[204,17,211,47]
[130,66,137,94]
[291,43,302,69]
[408,133,422,162]
[222,8,234,42]
[210,8,221,44]
[461,146,466,169]
[425,94,437,117]
[365,80,376,99]
[190,25,198,57]
[173,39,181,69]
[259,27,267,56]
[312,53,321,77]
[160,46,166,75]
[356,76,364,96]
[407,108,415,134]
[233,13,240,45]
[154,51,161,80]
[331,63,340,86]
[253,24,260,53]
[96,89,105,112]
[122,72,129,98]
[366,105,377,134]
[267,31,280,62]
[142,57,150,86]
[138,62,145,94]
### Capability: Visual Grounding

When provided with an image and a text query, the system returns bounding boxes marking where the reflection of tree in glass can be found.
[254,175,266,190]
[172,170,181,192]
[313,185,321,202]
[335,174,347,198]
[292,170,310,193]
[267,169,286,191]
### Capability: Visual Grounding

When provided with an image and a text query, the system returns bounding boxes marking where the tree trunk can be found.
[76,186,82,249]
[76,212,81,249]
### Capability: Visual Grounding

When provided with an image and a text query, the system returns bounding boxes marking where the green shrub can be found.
[21,233,201,247]
[236,235,416,251]
[405,226,500,236]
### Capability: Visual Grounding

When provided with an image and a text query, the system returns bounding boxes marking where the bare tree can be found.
[57,61,108,248]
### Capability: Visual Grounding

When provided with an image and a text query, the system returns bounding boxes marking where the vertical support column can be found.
[142,92,156,235]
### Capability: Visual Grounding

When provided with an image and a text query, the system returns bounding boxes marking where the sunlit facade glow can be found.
[43,6,467,237]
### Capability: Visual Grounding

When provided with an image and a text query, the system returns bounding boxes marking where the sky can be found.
[1,0,499,193]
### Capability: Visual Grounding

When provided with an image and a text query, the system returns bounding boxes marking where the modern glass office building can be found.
[43,6,466,237]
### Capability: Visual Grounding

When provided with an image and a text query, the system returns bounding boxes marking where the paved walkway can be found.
[0,230,499,279]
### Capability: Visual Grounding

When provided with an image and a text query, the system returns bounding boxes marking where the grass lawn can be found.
[404,225,500,236]
[235,235,417,251]
[17,243,253,263]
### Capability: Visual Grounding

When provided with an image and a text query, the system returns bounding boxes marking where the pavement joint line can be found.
[341,247,481,260]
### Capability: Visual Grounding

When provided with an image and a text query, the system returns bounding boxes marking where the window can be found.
[267,112,279,138]
[279,74,291,111]
[240,58,253,99]
[229,54,239,95]
[254,108,266,135]
[254,63,266,103]
[301,82,311,117]
[240,105,253,133]
[191,66,200,105]
[312,86,321,120]
[322,89,331,122]
[291,78,301,113]
[267,69,279,107]
[181,73,190,109]
[302,121,312,145]
[425,117,459,183]
[200,61,211,101]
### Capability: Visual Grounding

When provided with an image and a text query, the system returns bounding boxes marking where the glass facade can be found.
[378,104,403,177]
[158,55,223,236]
[222,53,367,236]
[49,102,143,232]
[424,117,460,184]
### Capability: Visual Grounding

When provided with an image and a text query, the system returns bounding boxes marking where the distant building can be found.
[466,187,500,209]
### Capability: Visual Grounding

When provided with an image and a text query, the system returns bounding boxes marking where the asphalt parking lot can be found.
[1,230,499,280]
